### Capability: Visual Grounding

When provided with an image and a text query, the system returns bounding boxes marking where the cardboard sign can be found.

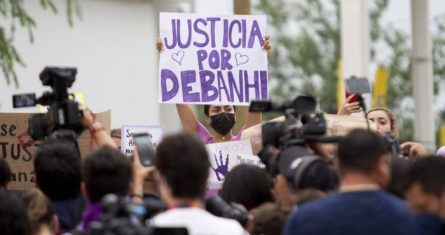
[0,111,111,190]
[205,140,263,189]
[159,13,269,105]
[120,125,164,156]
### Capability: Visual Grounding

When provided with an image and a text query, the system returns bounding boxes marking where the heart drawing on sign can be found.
[171,50,185,65]
[235,53,249,66]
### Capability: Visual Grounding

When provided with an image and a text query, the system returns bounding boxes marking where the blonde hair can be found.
[367,107,398,136]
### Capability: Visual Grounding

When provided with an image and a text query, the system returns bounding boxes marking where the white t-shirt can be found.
[150,207,245,235]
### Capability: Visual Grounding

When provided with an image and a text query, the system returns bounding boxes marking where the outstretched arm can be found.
[245,111,262,129]
[82,109,117,148]
[176,104,200,133]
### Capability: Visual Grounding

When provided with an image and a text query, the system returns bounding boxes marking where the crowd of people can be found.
[1,37,445,235]
[0,99,445,235]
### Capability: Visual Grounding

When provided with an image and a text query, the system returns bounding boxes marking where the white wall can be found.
[0,0,161,129]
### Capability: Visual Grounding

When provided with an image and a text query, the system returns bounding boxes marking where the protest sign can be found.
[205,140,263,189]
[159,13,268,106]
[0,111,110,190]
[120,125,164,156]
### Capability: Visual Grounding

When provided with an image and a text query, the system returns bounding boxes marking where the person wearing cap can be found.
[274,145,338,209]
[284,129,418,235]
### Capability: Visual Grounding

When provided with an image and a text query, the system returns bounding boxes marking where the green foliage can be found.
[255,0,445,142]
[0,0,82,88]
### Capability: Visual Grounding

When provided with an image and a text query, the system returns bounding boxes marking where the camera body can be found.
[250,95,328,149]
[28,67,84,140]
[205,196,249,227]
[250,95,340,176]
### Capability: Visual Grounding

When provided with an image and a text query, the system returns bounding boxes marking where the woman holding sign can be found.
[157,37,272,143]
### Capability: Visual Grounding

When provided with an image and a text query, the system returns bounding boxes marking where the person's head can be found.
[204,105,236,136]
[404,156,445,219]
[250,203,291,235]
[20,189,58,235]
[155,132,209,202]
[386,157,412,198]
[34,139,81,201]
[367,107,398,136]
[221,164,274,211]
[337,129,391,187]
[274,146,338,208]
[0,191,31,235]
[0,158,12,189]
[82,146,132,202]
[110,128,121,150]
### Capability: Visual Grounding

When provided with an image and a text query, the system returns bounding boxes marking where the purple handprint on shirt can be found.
[211,151,229,181]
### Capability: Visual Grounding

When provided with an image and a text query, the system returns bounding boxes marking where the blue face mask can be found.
[210,112,236,136]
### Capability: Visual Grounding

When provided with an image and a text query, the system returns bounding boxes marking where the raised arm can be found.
[176,104,200,133]
[244,111,262,129]
[82,109,117,148]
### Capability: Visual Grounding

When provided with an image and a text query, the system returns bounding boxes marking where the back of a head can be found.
[34,139,81,201]
[20,188,56,235]
[0,191,31,235]
[406,156,445,197]
[82,146,132,202]
[221,164,274,211]
[296,159,339,192]
[0,158,12,188]
[155,132,209,199]
[250,202,291,235]
[337,129,389,173]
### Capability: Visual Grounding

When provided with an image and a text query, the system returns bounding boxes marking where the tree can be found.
[254,0,445,142]
[0,0,81,88]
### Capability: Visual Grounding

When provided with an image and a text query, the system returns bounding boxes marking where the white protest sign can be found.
[121,125,164,156]
[159,13,269,106]
[205,140,263,189]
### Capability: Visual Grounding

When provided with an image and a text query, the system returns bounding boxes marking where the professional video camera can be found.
[27,67,84,140]
[81,194,250,235]
[249,95,340,176]
[205,196,249,227]
[86,194,184,235]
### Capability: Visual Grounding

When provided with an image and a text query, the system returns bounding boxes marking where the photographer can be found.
[34,139,83,233]
[284,129,418,235]
[77,146,132,232]
[150,132,245,235]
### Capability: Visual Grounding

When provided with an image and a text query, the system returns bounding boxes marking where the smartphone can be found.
[133,132,155,167]
[345,77,371,94]
[12,93,37,108]
[345,91,359,103]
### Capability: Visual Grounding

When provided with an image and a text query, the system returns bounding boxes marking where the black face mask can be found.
[210,112,236,136]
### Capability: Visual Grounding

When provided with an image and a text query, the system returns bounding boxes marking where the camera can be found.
[205,196,249,228]
[27,67,84,140]
[250,95,340,176]
[381,132,409,158]
[86,194,171,235]
[250,95,329,149]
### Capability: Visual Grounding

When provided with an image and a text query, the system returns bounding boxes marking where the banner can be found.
[0,111,111,190]
[159,13,268,106]
[205,140,263,189]
[120,125,164,156]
